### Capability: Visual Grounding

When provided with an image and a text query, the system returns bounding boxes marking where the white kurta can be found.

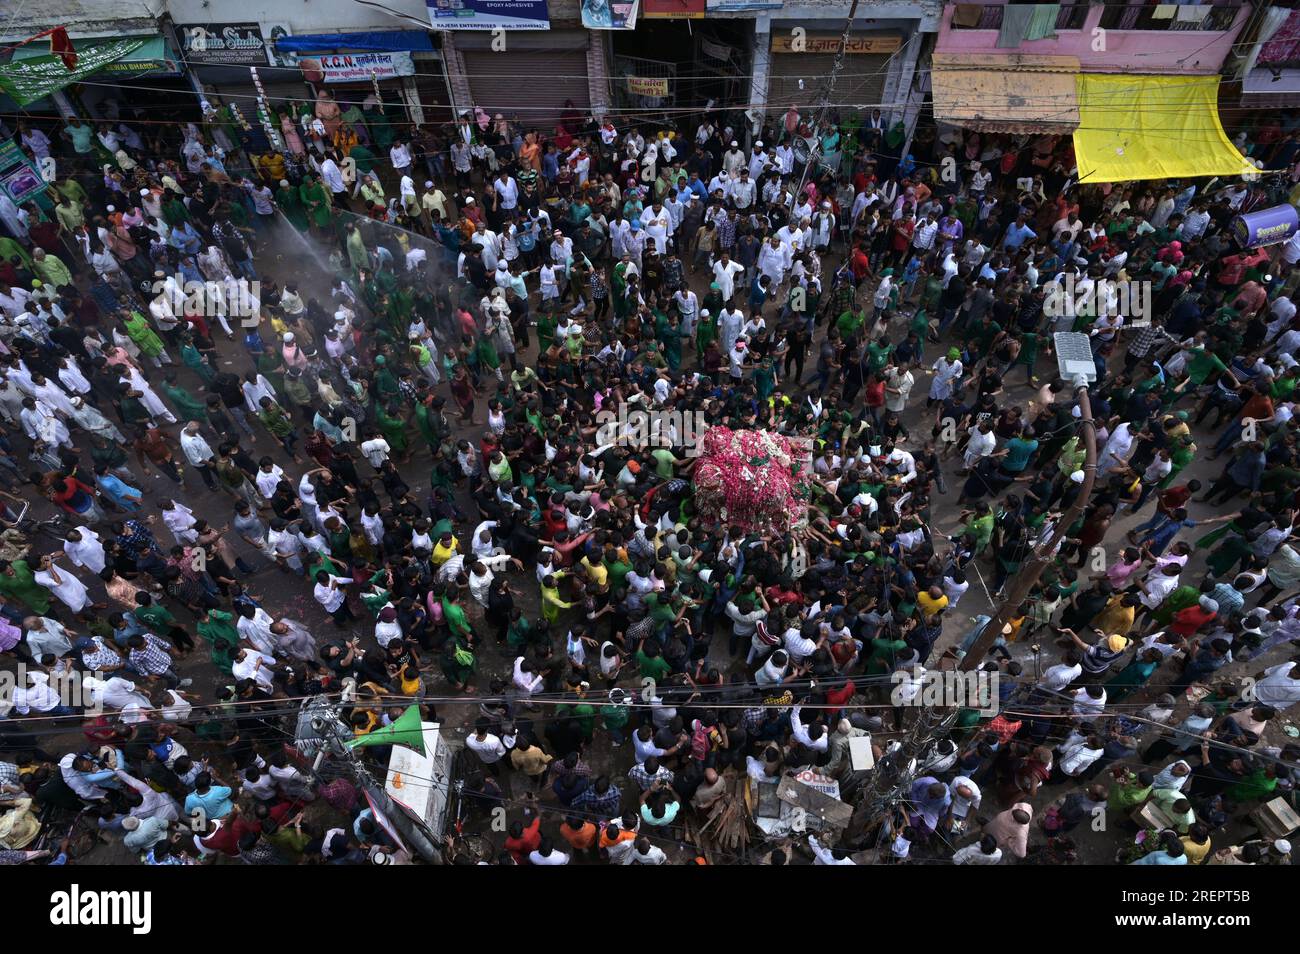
[237,608,278,657]
[63,528,106,574]
[125,367,176,423]
[35,565,91,612]
[162,502,198,544]
[757,241,792,285]
[20,401,71,447]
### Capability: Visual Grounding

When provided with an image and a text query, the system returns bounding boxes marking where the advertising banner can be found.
[582,0,639,29]
[306,51,417,83]
[180,23,273,65]
[0,140,47,205]
[428,0,551,30]
[0,38,144,107]
[1232,203,1300,248]
[641,0,703,17]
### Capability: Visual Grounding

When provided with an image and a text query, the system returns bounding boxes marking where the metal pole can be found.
[791,0,861,205]
[314,703,443,863]
[958,385,1097,672]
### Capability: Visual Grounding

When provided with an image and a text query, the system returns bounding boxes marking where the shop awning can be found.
[930,53,1080,134]
[1073,74,1257,184]
[274,31,435,54]
[0,37,155,107]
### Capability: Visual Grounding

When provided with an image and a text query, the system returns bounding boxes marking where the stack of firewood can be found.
[685,774,753,862]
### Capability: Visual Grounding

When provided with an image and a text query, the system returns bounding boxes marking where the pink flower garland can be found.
[693,426,806,532]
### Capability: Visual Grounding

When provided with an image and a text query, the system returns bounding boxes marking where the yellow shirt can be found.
[580,556,608,586]
[432,537,460,566]
[1181,835,1212,864]
[511,745,553,777]
[918,592,949,621]
[1092,596,1135,636]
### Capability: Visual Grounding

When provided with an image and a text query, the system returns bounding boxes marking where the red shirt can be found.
[764,585,804,607]
[850,248,871,282]
[504,816,541,864]
[825,679,857,718]
[851,172,876,195]
[50,476,95,514]
[543,507,568,538]
[986,714,1022,744]
[1158,485,1193,514]
[1171,605,1216,637]
[201,817,261,856]
[891,220,915,252]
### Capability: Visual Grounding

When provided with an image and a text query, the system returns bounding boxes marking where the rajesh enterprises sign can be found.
[770,33,902,55]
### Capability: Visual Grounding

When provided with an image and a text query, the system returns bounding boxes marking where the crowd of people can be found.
[0,89,1298,866]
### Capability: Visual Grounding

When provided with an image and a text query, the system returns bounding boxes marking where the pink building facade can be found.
[935,1,1250,75]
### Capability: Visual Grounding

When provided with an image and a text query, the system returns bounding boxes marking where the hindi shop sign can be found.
[770,33,903,55]
[315,52,417,84]
[627,75,670,97]
[181,23,274,65]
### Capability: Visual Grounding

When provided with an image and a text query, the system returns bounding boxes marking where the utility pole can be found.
[845,706,957,854]
[790,0,862,204]
[959,380,1097,671]
[305,697,443,863]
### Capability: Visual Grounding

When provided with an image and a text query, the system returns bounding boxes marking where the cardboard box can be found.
[1132,800,1175,832]
[1250,797,1300,841]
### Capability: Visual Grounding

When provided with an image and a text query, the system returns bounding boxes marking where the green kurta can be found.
[695,313,717,360]
[347,144,377,175]
[374,404,408,453]
[414,401,439,448]
[181,342,215,383]
[0,237,33,270]
[300,180,332,228]
[162,197,190,227]
[0,560,51,613]
[197,610,240,675]
[276,185,310,232]
[363,107,396,149]
[124,312,165,358]
[161,382,209,423]
[346,228,369,273]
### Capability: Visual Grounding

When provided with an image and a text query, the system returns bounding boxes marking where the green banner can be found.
[0,38,145,107]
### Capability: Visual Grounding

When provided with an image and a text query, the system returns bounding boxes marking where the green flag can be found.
[0,38,144,107]
[345,705,425,756]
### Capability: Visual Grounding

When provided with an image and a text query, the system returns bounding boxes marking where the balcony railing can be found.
[950,2,1241,33]
[1098,1,1241,32]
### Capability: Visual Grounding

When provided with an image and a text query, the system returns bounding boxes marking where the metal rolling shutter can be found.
[248,80,314,118]
[461,50,589,130]
[767,53,889,113]
[412,55,453,126]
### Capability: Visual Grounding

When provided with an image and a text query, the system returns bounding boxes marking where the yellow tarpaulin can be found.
[1073,74,1256,184]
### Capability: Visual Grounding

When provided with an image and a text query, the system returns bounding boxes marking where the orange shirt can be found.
[520,141,541,172]
[598,827,636,851]
[559,821,598,851]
